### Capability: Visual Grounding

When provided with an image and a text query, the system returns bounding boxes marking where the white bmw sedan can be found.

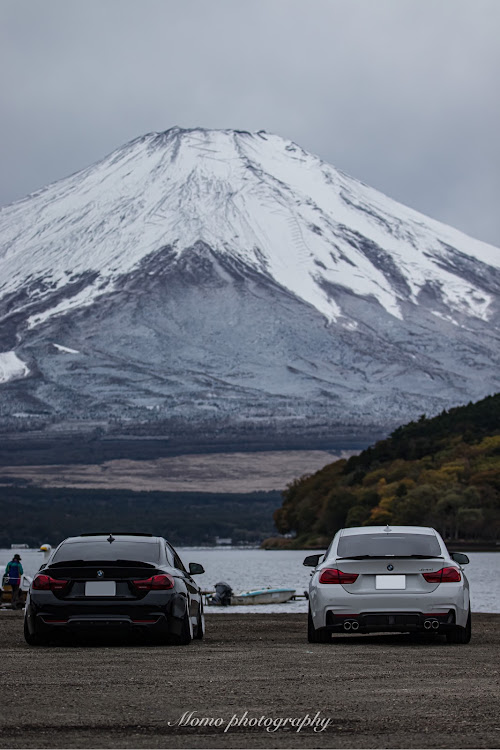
[305,525,471,644]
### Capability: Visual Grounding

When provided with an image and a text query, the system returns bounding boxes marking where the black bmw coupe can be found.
[24,533,205,645]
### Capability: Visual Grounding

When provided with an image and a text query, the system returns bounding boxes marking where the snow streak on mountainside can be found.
[0,351,29,384]
[0,127,499,441]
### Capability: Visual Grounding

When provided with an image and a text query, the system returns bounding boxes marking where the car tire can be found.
[172,609,193,646]
[194,604,205,640]
[446,608,471,644]
[308,606,331,643]
[23,617,48,646]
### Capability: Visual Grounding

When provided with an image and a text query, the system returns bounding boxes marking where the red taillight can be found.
[132,574,175,591]
[32,574,68,591]
[319,568,359,584]
[422,567,461,583]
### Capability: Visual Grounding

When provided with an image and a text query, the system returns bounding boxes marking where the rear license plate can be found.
[85,581,116,596]
[375,575,406,590]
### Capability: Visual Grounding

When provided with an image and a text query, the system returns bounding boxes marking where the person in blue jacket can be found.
[4,554,23,608]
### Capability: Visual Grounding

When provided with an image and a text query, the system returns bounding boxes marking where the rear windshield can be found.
[337,533,441,558]
[51,540,160,565]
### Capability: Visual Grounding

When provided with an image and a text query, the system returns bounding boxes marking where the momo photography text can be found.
[168,710,331,733]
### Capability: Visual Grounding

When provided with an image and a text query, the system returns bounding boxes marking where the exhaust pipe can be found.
[431,620,439,630]
[423,619,432,630]
[343,620,352,631]
[351,620,360,631]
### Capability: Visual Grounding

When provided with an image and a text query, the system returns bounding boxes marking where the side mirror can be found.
[450,552,470,565]
[303,554,323,567]
[189,562,205,575]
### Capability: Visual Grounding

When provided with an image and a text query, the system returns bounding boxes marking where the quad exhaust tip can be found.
[343,618,440,632]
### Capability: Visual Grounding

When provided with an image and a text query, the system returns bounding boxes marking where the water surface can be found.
[2,547,498,613]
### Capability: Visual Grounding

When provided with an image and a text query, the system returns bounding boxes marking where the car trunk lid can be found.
[331,557,445,594]
[43,560,160,599]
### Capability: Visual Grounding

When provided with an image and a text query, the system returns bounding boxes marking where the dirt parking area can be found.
[0,611,499,749]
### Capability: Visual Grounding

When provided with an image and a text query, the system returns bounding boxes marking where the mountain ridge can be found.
[0,127,499,442]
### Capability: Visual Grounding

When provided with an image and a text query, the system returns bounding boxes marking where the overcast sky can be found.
[1,0,499,246]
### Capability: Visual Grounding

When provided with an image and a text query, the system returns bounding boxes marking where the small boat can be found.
[1,574,32,608]
[205,583,296,606]
[230,588,296,605]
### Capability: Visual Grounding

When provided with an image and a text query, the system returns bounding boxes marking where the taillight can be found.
[422,567,461,583]
[132,574,175,591]
[32,574,68,591]
[319,568,359,584]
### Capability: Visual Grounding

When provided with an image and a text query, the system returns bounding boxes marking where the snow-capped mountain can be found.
[0,127,499,442]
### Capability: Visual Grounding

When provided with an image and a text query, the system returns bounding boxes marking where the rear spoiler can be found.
[78,532,154,537]
[48,559,157,569]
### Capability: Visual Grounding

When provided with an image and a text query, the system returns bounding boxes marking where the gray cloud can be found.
[1,0,499,246]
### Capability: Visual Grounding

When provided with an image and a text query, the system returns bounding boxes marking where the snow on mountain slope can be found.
[0,127,499,440]
[0,352,29,384]
[1,128,498,328]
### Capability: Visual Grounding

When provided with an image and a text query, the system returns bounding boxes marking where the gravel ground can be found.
[0,611,499,749]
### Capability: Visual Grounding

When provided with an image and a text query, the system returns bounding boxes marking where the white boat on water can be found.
[205,582,296,606]
[230,587,296,605]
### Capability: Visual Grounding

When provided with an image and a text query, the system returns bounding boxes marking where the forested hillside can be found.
[0,487,281,548]
[270,394,500,548]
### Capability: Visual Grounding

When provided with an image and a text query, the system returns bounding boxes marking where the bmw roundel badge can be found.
[387,564,394,571]
[97,570,104,578]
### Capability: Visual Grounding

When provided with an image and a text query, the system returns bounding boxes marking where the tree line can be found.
[271,393,500,548]
[0,487,281,548]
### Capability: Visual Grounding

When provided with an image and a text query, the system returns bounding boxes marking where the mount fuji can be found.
[0,127,499,447]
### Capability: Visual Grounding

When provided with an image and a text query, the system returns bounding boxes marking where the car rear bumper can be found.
[25,590,189,639]
[34,611,172,635]
[311,586,469,629]
[325,610,456,632]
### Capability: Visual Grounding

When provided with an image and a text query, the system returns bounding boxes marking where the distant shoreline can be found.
[0,449,356,493]
[0,432,378,467]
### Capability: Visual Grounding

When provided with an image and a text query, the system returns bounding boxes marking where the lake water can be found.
[2,547,499,614]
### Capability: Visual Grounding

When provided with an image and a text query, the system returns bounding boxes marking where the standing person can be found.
[4,554,23,609]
